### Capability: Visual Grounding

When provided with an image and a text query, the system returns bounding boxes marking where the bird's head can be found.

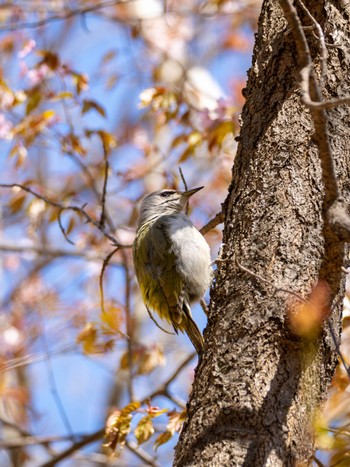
[137,187,203,227]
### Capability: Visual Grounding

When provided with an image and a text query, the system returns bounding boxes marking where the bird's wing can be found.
[144,216,204,353]
[145,216,184,325]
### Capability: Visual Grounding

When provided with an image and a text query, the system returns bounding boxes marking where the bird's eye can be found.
[160,191,173,197]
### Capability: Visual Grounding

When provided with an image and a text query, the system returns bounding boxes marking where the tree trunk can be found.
[174,1,350,465]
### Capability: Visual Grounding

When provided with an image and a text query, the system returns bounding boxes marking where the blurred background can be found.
[0,1,349,466]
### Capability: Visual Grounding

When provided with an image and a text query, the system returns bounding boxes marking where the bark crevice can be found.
[174,1,350,465]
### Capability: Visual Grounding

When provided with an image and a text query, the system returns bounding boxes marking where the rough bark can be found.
[174,1,350,466]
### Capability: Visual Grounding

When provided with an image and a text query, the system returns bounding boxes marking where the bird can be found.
[132,187,212,354]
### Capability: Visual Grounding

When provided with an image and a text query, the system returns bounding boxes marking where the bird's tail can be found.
[182,304,204,355]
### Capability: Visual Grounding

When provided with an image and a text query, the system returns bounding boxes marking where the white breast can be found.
[166,214,212,300]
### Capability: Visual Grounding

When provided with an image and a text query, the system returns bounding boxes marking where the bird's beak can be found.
[182,186,204,198]
[180,186,204,207]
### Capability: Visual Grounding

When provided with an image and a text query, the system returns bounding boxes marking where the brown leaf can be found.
[154,409,186,450]
[154,431,173,450]
[135,416,154,445]
[135,344,165,375]
[9,192,27,213]
[82,99,106,118]
[104,402,141,452]
[76,323,98,354]
[38,50,60,70]
[104,410,131,452]
[100,305,124,335]
[26,88,42,115]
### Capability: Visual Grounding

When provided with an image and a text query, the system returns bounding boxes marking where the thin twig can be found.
[0,416,30,437]
[99,151,109,229]
[146,305,175,335]
[0,434,86,449]
[163,392,187,410]
[38,352,195,465]
[326,318,350,378]
[326,426,350,436]
[312,455,326,467]
[282,1,350,110]
[200,211,224,235]
[0,0,131,31]
[99,247,120,316]
[278,0,350,244]
[0,242,123,264]
[296,0,328,88]
[0,183,127,247]
[1,257,53,309]
[58,209,75,245]
[99,248,129,340]
[140,352,196,404]
[199,298,209,317]
[65,150,103,203]
[39,304,76,440]
[179,166,188,191]
[280,0,339,198]
[297,93,350,110]
[236,259,305,302]
[124,261,135,401]
[39,429,105,467]
[125,440,160,467]
[299,62,350,110]
[2,344,75,372]
[179,167,189,215]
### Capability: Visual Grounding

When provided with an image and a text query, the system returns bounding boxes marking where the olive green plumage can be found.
[132,188,212,354]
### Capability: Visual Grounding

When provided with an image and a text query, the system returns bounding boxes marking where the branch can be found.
[140,352,196,403]
[199,298,209,317]
[99,248,129,340]
[278,0,350,240]
[0,0,266,33]
[179,167,190,215]
[163,393,187,410]
[75,448,160,467]
[326,199,350,242]
[58,209,75,245]
[38,310,76,440]
[0,183,131,248]
[200,211,224,235]
[299,64,350,110]
[1,257,53,310]
[38,352,195,465]
[99,151,109,229]
[236,260,305,302]
[278,0,338,198]
[99,247,122,314]
[286,0,350,110]
[125,440,160,467]
[326,318,350,379]
[0,0,129,31]
[179,167,188,192]
[0,416,30,437]
[312,455,326,467]
[123,262,135,401]
[0,242,122,264]
[39,429,105,467]
[296,0,327,86]
[3,344,75,372]
[0,434,85,449]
